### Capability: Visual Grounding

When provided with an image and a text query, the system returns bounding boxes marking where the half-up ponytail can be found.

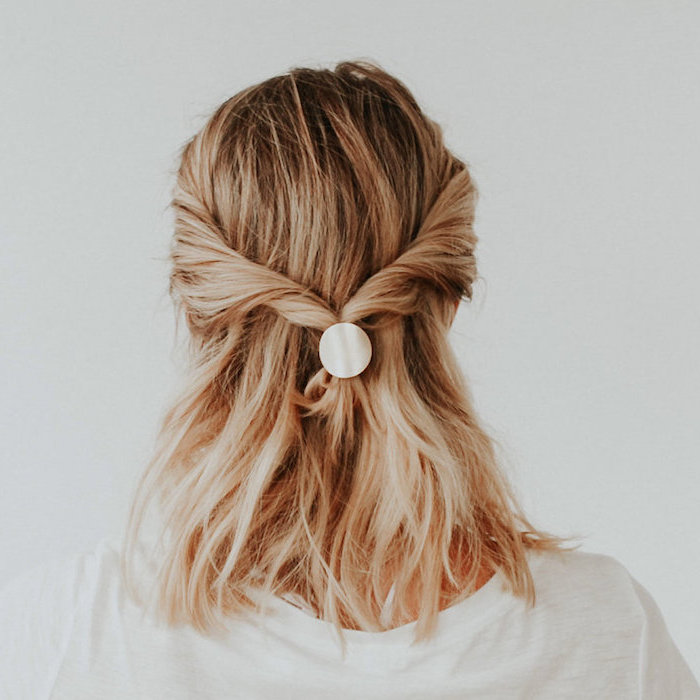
[121,59,579,658]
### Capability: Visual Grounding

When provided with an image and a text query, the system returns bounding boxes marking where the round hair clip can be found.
[318,322,372,378]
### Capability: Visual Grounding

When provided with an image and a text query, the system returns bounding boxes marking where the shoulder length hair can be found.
[121,58,580,655]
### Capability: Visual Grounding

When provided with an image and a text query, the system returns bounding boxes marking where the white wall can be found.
[1,0,698,678]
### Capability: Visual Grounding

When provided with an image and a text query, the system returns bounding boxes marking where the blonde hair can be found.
[121,59,581,655]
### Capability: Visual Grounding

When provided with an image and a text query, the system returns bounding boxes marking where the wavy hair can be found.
[121,58,580,656]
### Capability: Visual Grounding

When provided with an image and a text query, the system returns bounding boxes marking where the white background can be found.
[1,0,698,679]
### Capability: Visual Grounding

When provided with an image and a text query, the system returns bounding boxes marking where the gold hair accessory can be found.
[318,322,372,378]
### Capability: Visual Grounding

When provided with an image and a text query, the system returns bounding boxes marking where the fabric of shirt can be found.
[0,537,698,699]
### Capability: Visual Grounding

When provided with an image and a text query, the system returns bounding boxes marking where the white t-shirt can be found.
[0,537,698,699]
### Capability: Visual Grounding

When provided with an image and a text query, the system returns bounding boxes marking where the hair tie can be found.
[318,322,372,378]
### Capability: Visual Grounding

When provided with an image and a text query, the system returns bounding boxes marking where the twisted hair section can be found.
[121,59,581,657]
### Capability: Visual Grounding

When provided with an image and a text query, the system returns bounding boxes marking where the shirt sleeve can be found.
[0,550,88,700]
[629,575,700,699]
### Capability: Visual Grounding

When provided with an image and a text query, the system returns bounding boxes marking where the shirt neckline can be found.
[240,547,544,653]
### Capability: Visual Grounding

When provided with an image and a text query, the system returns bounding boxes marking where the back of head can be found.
[122,59,577,650]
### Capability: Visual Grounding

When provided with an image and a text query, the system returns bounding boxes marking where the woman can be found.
[1,59,698,699]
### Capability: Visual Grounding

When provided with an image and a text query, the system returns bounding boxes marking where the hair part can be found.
[120,58,582,658]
